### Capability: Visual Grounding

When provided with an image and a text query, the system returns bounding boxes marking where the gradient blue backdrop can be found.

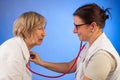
[0,0,120,80]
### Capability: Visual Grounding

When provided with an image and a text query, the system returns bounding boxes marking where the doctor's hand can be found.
[29,51,44,66]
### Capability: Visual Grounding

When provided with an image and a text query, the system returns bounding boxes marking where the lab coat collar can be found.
[14,37,30,64]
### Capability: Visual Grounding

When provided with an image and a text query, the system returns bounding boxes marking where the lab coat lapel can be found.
[14,37,30,64]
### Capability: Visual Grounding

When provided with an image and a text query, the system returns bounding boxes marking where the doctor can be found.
[0,11,46,80]
[30,3,120,80]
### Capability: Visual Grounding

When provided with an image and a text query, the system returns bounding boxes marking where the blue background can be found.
[0,0,120,80]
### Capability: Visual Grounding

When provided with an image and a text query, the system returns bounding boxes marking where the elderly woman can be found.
[0,11,46,80]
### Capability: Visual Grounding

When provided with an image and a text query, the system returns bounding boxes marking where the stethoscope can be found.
[26,41,86,78]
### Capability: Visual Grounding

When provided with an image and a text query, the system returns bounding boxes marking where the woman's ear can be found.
[91,22,97,28]
[90,22,97,32]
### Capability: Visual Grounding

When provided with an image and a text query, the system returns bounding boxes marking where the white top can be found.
[85,50,116,80]
[0,37,31,80]
[75,33,120,80]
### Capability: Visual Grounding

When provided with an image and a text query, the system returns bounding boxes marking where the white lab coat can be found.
[0,37,31,80]
[75,33,120,80]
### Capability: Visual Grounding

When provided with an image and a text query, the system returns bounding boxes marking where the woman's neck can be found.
[24,38,34,50]
[89,29,103,46]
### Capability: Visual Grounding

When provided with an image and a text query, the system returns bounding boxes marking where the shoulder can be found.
[0,37,22,57]
[85,50,116,79]
[89,50,116,72]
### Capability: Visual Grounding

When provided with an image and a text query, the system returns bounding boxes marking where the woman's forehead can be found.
[74,16,84,24]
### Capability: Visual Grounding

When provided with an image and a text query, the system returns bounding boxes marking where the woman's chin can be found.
[79,38,85,42]
[37,42,42,45]
[79,37,82,41]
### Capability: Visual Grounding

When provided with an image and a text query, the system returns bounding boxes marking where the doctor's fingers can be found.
[30,51,40,57]
[29,51,41,60]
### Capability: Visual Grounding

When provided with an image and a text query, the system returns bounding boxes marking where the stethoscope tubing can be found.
[27,41,86,78]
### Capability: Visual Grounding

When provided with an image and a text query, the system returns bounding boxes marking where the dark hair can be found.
[73,3,111,29]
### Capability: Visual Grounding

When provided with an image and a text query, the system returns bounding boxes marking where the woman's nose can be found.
[42,30,46,36]
[73,27,77,33]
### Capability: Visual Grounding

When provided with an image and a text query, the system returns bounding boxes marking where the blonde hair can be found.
[13,11,46,39]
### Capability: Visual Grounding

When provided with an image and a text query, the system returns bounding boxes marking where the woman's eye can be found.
[38,28,42,30]
[38,28,41,30]
[37,28,44,30]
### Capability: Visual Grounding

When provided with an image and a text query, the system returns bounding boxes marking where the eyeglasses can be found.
[74,23,87,30]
